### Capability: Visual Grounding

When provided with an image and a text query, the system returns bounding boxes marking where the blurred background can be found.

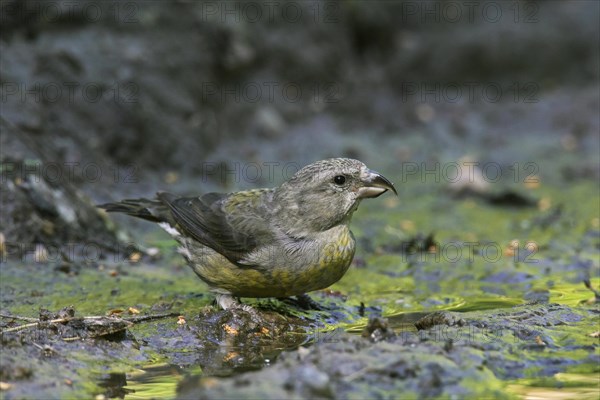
[2,0,598,250]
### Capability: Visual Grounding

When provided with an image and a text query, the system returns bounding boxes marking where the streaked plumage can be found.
[99,158,396,310]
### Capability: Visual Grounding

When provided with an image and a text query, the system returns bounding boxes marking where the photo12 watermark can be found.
[198,1,340,24]
[201,81,342,105]
[1,82,139,105]
[395,239,539,264]
[310,319,544,346]
[0,241,141,264]
[398,162,539,185]
[196,1,539,25]
[400,1,540,24]
[191,161,539,186]
[0,238,539,265]
[0,1,140,25]
[1,161,139,184]
[400,82,540,104]
[199,161,301,184]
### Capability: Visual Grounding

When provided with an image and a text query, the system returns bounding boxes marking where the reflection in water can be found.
[98,372,133,399]
[124,364,184,400]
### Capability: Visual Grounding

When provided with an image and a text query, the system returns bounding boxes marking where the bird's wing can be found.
[158,190,274,265]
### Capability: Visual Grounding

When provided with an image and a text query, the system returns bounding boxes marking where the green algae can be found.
[1,161,598,399]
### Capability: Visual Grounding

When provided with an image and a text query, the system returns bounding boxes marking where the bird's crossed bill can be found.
[99,158,396,313]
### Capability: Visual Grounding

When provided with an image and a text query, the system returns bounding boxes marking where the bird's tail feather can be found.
[98,198,166,223]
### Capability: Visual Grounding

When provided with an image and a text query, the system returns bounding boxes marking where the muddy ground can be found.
[1,1,599,399]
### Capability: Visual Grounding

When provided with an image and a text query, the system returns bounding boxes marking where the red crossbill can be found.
[99,158,396,312]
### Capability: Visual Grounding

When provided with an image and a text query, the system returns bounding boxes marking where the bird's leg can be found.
[277,293,326,310]
[214,294,260,320]
[296,293,327,310]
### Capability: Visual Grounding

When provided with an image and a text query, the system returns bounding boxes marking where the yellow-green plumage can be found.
[187,224,355,298]
[98,158,396,310]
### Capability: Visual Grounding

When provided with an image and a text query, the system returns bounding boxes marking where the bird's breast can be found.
[317,227,356,269]
[183,224,357,298]
[270,225,356,295]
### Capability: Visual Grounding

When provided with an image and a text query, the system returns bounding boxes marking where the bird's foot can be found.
[214,294,261,320]
[279,293,328,311]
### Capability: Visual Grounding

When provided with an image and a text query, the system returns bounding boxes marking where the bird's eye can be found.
[333,175,346,185]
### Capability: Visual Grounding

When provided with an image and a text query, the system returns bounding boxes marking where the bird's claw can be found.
[214,294,262,321]
[279,294,328,311]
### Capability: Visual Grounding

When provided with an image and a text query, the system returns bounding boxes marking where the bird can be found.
[98,158,396,313]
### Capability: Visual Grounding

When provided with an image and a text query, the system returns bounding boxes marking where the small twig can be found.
[124,312,180,323]
[1,322,40,333]
[0,313,180,334]
[1,318,72,333]
[63,336,85,342]
[32,342,58,354]
[0,313,38,322]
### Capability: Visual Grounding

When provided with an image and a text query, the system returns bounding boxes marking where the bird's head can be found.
[273,158,397,236]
